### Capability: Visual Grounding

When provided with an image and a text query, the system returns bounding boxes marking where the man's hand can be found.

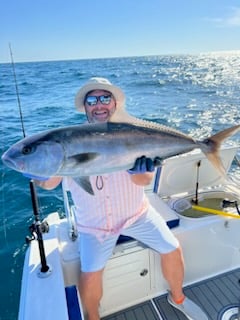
[128,156,158,174]
[23,174,62,190]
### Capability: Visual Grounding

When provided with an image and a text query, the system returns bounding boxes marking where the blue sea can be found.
[1,53,240,319]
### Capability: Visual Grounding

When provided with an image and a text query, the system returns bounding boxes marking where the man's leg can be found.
[122,206,208,319]
[79,269,104,320]
[78,232,118,320]
[161,246,185,302]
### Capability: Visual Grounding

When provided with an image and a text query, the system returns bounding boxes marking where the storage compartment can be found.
[100,248,151,316]
[170,191,240,218]
[156,147,237,198]
[154,146,240,220]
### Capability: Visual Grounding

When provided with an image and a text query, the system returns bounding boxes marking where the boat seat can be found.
[117,218,179,244]
[117,235,133,244]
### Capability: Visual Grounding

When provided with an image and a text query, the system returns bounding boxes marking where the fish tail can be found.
[199,124,240,176]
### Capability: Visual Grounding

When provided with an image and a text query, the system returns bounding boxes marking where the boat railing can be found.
[62,178,78,241]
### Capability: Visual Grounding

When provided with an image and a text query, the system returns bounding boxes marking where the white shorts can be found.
[79,204,179,272]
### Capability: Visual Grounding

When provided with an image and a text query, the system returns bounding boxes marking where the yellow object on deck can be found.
[192,205,240,219]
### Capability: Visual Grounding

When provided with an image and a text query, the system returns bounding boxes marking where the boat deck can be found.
[102,268,240,320]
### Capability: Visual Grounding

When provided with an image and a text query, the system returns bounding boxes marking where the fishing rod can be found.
[9,44,50,274]
[9,44,26,138]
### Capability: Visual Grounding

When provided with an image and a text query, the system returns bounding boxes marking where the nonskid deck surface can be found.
[101,268,240,320]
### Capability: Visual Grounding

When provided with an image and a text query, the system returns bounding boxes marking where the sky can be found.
[1,0,240,63]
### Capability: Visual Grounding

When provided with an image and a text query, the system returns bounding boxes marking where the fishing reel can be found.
[26,220,49,244]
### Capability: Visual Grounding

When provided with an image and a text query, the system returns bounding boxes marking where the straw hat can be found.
[75,77,126,112]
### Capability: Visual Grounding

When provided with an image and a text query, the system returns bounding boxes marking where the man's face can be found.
[84,90,116,123]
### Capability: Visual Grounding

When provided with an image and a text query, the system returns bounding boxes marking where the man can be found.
[35,78,208,320]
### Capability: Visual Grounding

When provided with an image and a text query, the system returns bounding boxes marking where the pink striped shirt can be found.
[65,171,149,241]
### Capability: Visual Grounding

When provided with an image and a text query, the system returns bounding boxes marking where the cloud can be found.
[225,7,240,26]
[207,7,240,27]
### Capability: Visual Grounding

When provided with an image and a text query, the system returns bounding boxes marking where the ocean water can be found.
[1,53,240,319]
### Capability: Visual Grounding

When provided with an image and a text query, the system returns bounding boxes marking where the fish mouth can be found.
[1,153,25,172]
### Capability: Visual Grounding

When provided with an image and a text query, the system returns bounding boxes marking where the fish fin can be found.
[200,124,240,176]
[109,109,190,138]
[73,177,94,195]
[69,152,99,164]
[109,109,141,124]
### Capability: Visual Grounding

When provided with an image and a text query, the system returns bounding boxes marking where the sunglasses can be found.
[85,95,112,106]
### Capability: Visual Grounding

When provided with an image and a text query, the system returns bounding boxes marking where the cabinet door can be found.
[100,249,151,316]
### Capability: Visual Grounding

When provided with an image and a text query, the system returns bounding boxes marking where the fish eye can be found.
[22,145,35,155]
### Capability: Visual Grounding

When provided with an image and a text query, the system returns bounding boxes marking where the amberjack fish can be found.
[2,120,240,195]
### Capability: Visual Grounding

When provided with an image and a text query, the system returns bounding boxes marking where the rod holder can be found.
[27,180,50,273]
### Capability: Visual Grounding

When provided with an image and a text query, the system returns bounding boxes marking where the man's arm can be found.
[34,176,63,190]
[23,174,63,190]
[129,171,155,186]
